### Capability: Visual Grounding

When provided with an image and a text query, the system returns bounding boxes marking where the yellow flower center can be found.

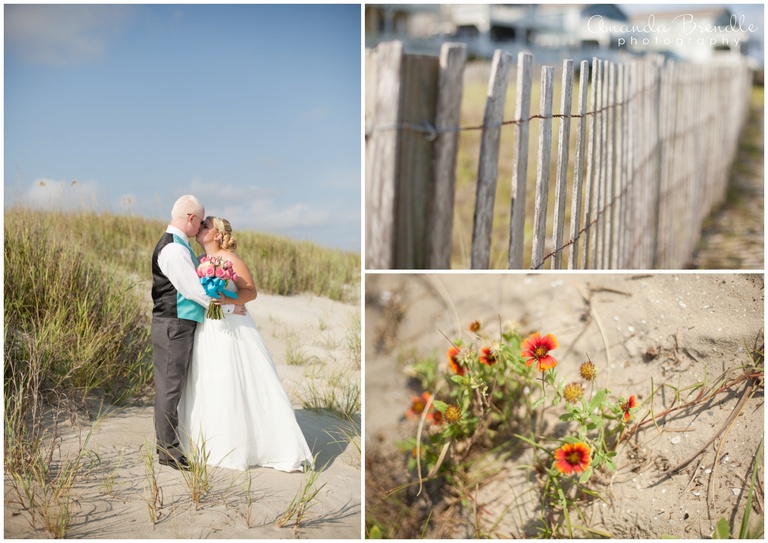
[567,451,582,465]
[534,346,548,358]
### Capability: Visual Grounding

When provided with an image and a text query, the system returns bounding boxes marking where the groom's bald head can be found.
[171,195,204,220]
[170,195,205,237]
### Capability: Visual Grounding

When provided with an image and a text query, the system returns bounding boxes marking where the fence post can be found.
[551,59,573,269]
[395,53,439,269]
[531,66,555,269]
[426,43,467,269]
[508,52,533,269]
[366,41,403,269]
[471,50,512,269]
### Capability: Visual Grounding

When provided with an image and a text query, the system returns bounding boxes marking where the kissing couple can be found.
[150,194,312,472]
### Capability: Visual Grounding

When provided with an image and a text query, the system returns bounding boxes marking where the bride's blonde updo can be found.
[210,217,238,251]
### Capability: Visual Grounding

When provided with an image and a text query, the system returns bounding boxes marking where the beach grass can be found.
[4,204,361,533]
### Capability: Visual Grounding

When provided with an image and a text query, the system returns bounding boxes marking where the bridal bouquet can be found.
[196,255,238,319]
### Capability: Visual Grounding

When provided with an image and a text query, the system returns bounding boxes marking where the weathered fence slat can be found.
[471,50,512,269]
[396,53,438,269]
[508,52,533,270]
[427,43,467,269]
[551,59,573,270]
[604,61,616,269]
[585,58,602,268]
[366,41,403,269]
[567,60,590,270]
[531,65,554,269]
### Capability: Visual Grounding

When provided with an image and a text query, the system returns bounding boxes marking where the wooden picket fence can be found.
[365,41,752,269]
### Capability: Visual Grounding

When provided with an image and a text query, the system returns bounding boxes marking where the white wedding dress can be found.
[178,284,313,472]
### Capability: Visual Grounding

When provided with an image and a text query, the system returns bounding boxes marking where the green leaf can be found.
[559,412,575,422]
[603,457,617,472]
[713,517,730,539]
[579,467,593,484]
[588,414,605,427]
[432,400,448,413]
[450,375,468,386]
[531,396,545,409]
[514,433,548,452]
[588,389,608,412]
[368,525,383,538]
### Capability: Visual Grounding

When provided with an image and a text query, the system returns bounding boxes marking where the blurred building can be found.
[365,4,757,66]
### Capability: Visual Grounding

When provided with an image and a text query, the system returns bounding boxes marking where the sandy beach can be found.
[5,293,361,539]
[366,273,763,538]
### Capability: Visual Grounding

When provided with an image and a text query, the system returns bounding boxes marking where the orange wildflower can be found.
[620,395,638,422]
[553,442,592,475]
[479,346,497,366]
[405,391,431,420]
[468,320,481,333]
[521,332,558,371]
[447,346,467,376]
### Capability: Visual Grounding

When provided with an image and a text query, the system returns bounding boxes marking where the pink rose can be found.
[231,272,238,282]
[215,268,225,279]
[205,267,215,278]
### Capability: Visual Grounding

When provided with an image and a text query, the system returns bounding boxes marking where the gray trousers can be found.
[151,317,197,462]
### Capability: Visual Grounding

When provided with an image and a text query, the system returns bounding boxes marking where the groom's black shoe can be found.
[159,455,190,471]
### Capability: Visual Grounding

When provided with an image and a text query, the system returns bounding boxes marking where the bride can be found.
[178,216,313,472]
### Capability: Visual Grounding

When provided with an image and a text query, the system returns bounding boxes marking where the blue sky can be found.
[5,4,361,251]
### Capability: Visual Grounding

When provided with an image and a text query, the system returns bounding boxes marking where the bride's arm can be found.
[228,253,258,305]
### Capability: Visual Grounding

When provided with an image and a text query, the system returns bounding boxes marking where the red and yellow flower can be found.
[447,346,467,376]
[479,346,497,366]
[468,320,481,333]
[620,395,638,422]
[553,442,592,475]
[405,391,432,420]
[521,332,559,371]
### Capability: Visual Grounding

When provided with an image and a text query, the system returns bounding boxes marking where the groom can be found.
[150,195,239,470]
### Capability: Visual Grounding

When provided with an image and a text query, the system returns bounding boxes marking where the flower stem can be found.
[537,371,546,443]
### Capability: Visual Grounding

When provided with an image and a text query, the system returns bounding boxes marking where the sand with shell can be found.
[5,293,361,539]
[366,273,763,538]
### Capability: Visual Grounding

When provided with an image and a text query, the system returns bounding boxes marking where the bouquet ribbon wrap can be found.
[201,277,238,299]
[201,277,237,319]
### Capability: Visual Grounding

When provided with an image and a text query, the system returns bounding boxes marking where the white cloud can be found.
[21,179,103,211]
[180,178,331,234]
[5,5,135,66]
